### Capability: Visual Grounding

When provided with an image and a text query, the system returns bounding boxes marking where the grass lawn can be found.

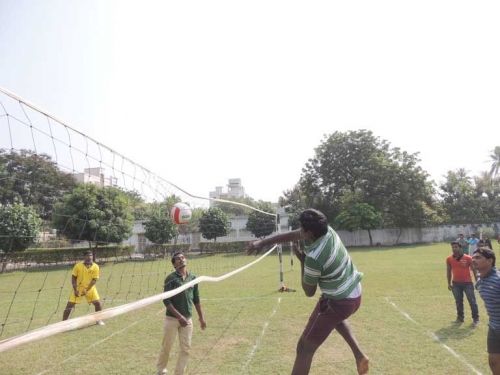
[0,243,496,374]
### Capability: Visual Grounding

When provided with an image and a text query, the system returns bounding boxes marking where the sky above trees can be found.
[1,1,499,202]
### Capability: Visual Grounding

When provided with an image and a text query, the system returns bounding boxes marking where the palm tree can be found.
[489,146,500,178]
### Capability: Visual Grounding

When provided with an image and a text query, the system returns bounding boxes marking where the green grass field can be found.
[0,243,496,374]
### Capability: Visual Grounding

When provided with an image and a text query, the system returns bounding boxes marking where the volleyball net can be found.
[0,87,294,355]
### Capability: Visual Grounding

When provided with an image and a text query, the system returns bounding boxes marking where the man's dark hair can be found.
[171,251,184,265]
[299,209,328,239]
[450,241,460,246]
[474,247,496,267]
[84,250,93,256]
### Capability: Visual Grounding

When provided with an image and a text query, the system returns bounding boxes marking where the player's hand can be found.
[178,316,189,327]
[73,290,80,297]
[81,289,87,296]
[247,240,264,255]
[447,284,452,291]
[199,318,207,330]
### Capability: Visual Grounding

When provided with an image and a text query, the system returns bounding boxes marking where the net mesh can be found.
[0,87,287,356]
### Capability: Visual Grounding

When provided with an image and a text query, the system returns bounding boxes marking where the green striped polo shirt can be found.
[163,270,200,319]
[303,226,363,300]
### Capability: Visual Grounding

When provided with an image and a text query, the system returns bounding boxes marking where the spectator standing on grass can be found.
[248,208,369,375]
[469,233,480,255]
[457,234,470,254]
[62,250,104,325]
[472,248,500,374]
[157,251,206,375]
[446,241,479,325]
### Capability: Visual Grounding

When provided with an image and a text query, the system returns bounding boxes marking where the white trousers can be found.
[157,316,193,375]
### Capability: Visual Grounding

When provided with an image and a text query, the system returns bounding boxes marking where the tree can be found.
[334,203,382,246]
[143,205,177,244]
[489,146,500,178]
[0,204,42,252]
[0,149,76,219]
[474,172,500,222]
[280,184,307,230]
[198,207,230,242]
[440,169,484,223]
[294,130,435,228]
[122,189,148,220]
[52,184,133,248]
[246,202,276,238]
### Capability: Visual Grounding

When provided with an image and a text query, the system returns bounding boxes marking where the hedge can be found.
[0,245,134,268]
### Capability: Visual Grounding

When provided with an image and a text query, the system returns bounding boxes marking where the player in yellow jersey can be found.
[62,250,104,325]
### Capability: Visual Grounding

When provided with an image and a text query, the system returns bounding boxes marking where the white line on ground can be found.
[35,309,164,375]
[241,297,282,373]
[385,297,483,375]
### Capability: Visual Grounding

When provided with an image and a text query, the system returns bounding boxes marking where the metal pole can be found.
[278,214,295,292]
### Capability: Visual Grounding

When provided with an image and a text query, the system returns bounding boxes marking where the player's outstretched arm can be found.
[247,229,302,255]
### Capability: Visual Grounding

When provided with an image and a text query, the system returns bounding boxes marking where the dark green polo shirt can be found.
[163,270,199,319]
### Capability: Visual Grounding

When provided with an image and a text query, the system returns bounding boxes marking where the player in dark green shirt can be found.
[156,252,206,375]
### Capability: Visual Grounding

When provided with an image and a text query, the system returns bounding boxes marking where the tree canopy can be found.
[0,203,42,252]
[334,203,382,246]
[143,204,177,245]
[198,207,230,241]
[245,202,276,238]
[489,146,500,178]
[294,130,437,228]
[440,169,500,224]
[0,149,76,220]
[52,184,133,246]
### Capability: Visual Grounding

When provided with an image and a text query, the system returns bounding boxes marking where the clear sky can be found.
[1,1,499,203]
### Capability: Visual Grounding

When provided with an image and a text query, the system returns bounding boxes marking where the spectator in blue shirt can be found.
[468,234,480,254]
[473,247,500,374]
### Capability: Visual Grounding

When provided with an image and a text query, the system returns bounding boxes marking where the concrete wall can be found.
[336,222,500,247]
[125,218,500,252]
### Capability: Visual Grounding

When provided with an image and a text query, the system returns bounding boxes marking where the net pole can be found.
[277,213,285,290]
[277,214,295,292]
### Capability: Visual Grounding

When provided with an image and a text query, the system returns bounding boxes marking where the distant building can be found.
[209,178,245,205]
[73,167,117,187]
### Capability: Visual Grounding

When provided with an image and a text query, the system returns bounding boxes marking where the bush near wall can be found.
[198,241,247,254]
[0,245,134,270]
[144,244,191,258]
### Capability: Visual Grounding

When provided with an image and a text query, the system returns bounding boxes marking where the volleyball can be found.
[170,202,192,224]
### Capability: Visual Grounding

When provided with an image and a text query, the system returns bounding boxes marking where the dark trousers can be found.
[452,282,479,321]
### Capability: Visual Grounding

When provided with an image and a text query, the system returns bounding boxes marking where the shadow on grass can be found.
[434,322,477,342]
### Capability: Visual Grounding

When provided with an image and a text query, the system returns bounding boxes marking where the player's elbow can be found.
[302,284,317,297]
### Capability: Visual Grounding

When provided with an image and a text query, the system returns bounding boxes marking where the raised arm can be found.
[247,229,303,254]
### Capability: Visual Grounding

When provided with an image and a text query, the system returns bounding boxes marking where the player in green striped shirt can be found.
[248,208,369,375]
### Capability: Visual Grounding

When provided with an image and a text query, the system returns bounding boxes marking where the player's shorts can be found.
[300,295,361,347]
[487,327,500,353]
[68,287,100,304]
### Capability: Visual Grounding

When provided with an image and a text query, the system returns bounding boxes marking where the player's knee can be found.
[489,353,500,372]
[296,337,318,356]
[64,303,75,311]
